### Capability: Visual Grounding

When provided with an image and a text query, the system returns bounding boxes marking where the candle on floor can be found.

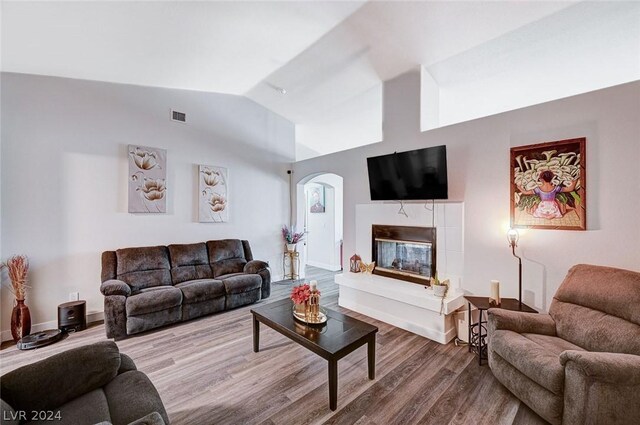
[490,280,501,305]
[310,280,318,291]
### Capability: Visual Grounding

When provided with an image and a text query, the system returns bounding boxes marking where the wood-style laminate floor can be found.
[0,267,548,425]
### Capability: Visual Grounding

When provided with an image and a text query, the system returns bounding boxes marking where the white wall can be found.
[1,73,295,340]
[293,70,640,311]
[420,67,439,132]
[295,85,383,161]
[304,174,343,271]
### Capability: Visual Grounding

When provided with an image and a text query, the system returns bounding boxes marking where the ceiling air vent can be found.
[171,110,186,123]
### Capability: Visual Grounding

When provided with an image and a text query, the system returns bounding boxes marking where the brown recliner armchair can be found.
[487,264,640,425]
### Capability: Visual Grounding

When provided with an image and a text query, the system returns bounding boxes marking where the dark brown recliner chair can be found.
[487,264,640,425]
[1,341,169,425]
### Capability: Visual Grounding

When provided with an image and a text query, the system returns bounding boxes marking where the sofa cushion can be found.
[175,279,225,304]
[116,246,172,291]
[491,329,584,395]
[126,412,166,425]
[103,371,169,425]
[490,350,564,425]
[168,243,213,284]
[207,239,247,277]
[26,389,112,425]
[126,286,182,316]
[217,273,244,280]
[221,274,262,295]
[549,264,640,354]
[550,300,640,355]
[551,264,640,325]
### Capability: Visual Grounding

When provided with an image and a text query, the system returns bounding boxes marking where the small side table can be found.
[464,296,537,366]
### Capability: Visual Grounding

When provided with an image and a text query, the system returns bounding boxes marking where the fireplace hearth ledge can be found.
[335,272,465,344]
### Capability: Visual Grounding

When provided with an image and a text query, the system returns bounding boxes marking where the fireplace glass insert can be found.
[375,238,432,282]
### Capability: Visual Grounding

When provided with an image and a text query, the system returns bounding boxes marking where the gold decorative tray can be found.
[292,309,328,325]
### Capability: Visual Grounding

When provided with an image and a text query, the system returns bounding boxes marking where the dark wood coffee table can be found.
[250,298,378,411]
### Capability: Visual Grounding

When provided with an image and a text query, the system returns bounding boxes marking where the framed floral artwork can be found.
[510,137,586,230]
[128,145,167,213]
[199,165,228,223]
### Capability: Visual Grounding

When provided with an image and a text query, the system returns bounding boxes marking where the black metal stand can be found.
[511,245,522,309]
[468,303,488,365]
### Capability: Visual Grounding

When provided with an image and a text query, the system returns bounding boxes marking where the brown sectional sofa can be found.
[101,239,270,339]
[488,264,640,425]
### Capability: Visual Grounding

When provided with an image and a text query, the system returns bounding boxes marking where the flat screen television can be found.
[367,145,448,200]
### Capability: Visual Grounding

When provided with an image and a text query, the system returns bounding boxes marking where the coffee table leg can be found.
[367,336,376,380]
[252,315,259,353]
[328,359,338,411]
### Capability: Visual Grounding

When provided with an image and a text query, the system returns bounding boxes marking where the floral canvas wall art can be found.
[128,145,167,213]
[510,137,586,230]
[199,165,228,222]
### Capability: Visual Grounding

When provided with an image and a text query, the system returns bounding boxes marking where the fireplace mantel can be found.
[335,272,464,344]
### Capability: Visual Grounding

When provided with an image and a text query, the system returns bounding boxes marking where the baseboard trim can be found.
[1,311,104,343]
[306,260,341,272]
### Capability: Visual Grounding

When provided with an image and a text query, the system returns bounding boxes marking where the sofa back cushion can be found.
[168,243,213,284]
[116,246,172,291]
[207,239,247,277]
[102,251,117,282]
[549,264,640,355]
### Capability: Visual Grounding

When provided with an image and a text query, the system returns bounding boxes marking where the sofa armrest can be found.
[487,308,556,336]
[244,260,268,274]
[101,279,132,297]
[560,350,640,385]
[561,350,640,424]
[118,353,138,374]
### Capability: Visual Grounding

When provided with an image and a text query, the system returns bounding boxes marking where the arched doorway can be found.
[295,173,343,279]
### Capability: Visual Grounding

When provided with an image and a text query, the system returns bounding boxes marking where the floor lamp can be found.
[507,228,522,309]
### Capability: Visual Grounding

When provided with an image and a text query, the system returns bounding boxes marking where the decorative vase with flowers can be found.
[1,255,31,342]
[282,225,305,252]
[290,281,321,321]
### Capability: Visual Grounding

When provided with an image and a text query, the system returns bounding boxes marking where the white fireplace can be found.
[335,202,465,344]
[335,272,464,343]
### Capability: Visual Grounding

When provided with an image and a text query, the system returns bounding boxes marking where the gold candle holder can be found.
[308,291,320,322]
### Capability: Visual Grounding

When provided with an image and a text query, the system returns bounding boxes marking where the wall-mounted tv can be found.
[367,145,448,200]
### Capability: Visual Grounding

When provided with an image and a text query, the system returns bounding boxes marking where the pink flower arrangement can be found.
[282,225,304,244]
[290,283,320,304]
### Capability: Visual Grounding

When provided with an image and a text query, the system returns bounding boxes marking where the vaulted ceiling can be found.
[3,1,639,160]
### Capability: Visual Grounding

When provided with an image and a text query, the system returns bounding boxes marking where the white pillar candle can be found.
[490,280,500,304]
[310,280,318,291]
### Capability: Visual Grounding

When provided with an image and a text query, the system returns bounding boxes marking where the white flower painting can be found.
[128,145,167,213]
[199,165,228,222]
